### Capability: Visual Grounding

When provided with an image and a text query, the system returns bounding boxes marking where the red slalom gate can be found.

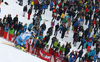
[39,49,52,62]
[53,56,66,62]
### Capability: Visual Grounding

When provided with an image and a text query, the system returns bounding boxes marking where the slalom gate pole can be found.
[31,18,41,51]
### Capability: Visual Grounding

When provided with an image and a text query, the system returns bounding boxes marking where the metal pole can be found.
[31,17,41,51]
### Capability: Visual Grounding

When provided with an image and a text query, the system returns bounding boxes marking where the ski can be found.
[1,42,26,53]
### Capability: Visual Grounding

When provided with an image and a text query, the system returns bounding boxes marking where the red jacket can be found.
[99,0,100,2]
[34,0,38,4]
[58,3,61,7]
[92,19,96,26]
[54,0,56,4]
[85,8,89,13]
[95,9,98,13]
[53,9,56,12]
[49,48,55,55]
[63,7,67,13]
[54,52,59,57]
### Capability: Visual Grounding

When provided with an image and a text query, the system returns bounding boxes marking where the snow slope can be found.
[0,0,96,62]
[0,38,46,62]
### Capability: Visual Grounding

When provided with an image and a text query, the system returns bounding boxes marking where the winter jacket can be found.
[49,48,55,55]
[52,37,57,43]
[64,57,68,62]
[42,4,47,10]
[7,16,12,24]
[31,1,34,5]
[44,35,50,43]
[74,35,79,42]
[60,47,65,52]
[9,28,14,35]
[39,35,43,40]
[47,29,52,36]
[18,29,25,34]
[18,24,22,31]
[4,26,9,32]
[55,24,59,31]
[34,0,38,4]
[90,50,96,56]
[13,24,18,30]
[95,32,98,37]
[54,52,59,57]
[65,15,69,20]
[85,14,90,20]
[65,46,70,55]
[93,55,97,61]
[62,18,67,23]
[50,2,53,7]
[37,43,44,49]
[69,57,74,62]
[78,50,83,57]
[23,6,27,12]
[13,17,18,24]
[58,2,61,7]
[28,8,32,14]
[74,22,78,27]
[54,41,59,48]
[28,23,33,30]
[41,24,46,30]
[61,13,65,18]
[87,42,92,46]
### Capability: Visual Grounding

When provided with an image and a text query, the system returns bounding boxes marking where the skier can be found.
[16,32,34,47]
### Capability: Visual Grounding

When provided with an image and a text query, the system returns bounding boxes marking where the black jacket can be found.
[13,24,18,30]
[18,24,22,31]
[41,24,46,30]
[55,24,59,31]
[23,6,27,12]
[44,36,50,43]
[65,46,70,55]
[28,8,32,14]
[78,50,83,57]
[7,16,12,24]
[85,14,90,20]
[13,17,18,24]
[64,57,68,62]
